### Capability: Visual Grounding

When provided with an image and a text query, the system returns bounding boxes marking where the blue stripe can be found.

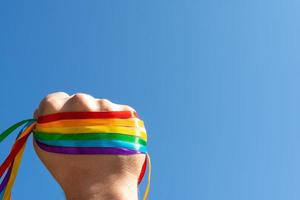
[16,121,34,139]
[0,189,4,200]
[36,139,147,152]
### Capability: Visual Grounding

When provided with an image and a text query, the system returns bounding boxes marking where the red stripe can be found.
[0,134,30,177]
[37,111,138,123]
[138,156,147,185]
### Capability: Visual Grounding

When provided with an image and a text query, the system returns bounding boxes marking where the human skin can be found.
[33,92,146,200]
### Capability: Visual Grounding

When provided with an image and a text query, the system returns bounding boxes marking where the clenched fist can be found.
[33,92,146,200]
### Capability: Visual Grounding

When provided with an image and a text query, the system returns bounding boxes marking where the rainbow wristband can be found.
[0,111,151,200]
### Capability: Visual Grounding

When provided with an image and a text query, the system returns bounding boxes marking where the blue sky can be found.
[1,0,300,199]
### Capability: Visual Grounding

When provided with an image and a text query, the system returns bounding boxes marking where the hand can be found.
[33,92,146,200]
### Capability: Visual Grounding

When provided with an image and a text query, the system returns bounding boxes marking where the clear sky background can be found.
[1,0,300,199]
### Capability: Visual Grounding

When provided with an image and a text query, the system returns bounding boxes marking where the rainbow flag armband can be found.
[0,111,151,200]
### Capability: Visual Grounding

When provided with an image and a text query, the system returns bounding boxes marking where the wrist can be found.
[63,176,139,200]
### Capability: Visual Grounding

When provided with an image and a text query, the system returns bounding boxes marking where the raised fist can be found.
[33,92,146,200]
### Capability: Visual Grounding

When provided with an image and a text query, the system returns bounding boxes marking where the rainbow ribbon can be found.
[0,111,151,200]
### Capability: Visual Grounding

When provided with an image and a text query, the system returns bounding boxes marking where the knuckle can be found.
[98,98,111,104]
[62,93,96,112]
[123,105,135,111]
[37,98,58,115]
[46,92,69,98]
[40,97,56,107]
[72,93,87,100]
[98,99,113,111]
[69,93,92,104]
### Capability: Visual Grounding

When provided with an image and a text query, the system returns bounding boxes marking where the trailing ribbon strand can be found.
[0,119,35,143]
[0,111,151,200]
[0,122,34,198]
[0,122,35,200]
[143,154,151,200]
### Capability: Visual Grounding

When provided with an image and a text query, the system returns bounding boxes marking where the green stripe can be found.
[0,119,35,143]
[33,132,147,146]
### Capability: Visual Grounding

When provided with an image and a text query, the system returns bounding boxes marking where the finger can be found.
[38,93,70,116]
[60,93,99,112]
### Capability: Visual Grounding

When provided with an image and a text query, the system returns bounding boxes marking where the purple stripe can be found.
[0,165,12,193]
[36,140,143,155]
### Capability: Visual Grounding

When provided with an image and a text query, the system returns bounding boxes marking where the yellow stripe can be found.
[17,123,36,139]
[143,154,151,200]
[36,118,144,128]
[2,145,26,200]
[34,126,147,141]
